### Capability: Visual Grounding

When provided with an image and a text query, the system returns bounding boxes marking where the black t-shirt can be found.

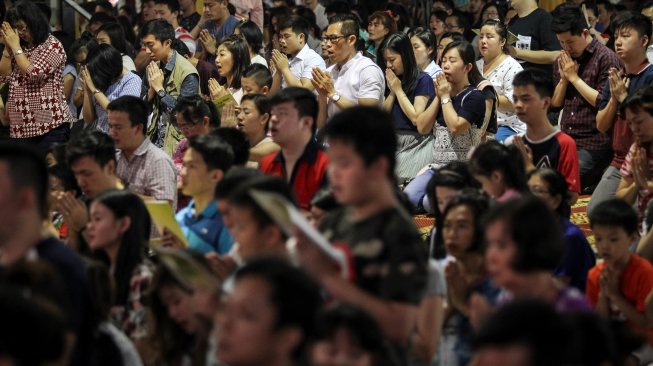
[319,206,428,305]
[509,8,560,75]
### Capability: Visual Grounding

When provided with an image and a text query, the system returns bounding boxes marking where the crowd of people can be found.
[3,0,653,365]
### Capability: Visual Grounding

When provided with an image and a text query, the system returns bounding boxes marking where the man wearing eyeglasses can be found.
[311,14,384,129]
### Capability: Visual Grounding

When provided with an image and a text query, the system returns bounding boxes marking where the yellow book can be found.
[145,200,188,247]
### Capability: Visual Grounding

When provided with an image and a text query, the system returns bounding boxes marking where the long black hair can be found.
[91,190,150,307]
[382,32,420,96]
[217,35,251,89]
[468,141,528,194]
[85,43,123,93]
[97,22,135,57]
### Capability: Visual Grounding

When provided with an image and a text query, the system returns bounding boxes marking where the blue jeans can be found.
[587,165,621,215]
[403,168,436,214]
[578,148,612,191]
[494,125,518,142]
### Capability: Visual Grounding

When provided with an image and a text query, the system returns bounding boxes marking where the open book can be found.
[249,189,352,279]
[145,200,188,247]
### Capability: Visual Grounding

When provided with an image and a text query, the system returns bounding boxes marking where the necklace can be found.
[483,53,506,77]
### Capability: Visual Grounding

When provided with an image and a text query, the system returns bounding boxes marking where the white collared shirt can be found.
[327,52,385,118]
[282,43,326,88]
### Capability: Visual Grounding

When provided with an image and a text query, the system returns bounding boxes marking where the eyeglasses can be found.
[445,23,461,30]
[14,24,27,34]
[322,35,349,43]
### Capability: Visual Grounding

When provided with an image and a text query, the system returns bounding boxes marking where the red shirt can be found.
[587,254,653,345]
[0,34,74,138]
[260,139,328,211]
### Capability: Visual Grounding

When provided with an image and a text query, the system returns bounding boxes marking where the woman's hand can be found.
[208,78,228,101]
[385,68,402,95]
[445,261,469,313]
[632,146,651,192]
[435,72,452,99]
[81,66,96,92]
[1,22,20,52]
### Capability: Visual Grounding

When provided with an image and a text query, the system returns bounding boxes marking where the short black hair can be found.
[234,257,322,361]
[473,300,575,366]
[155,0,180,14]
[278,15,310,41]
[619,85,653,117]
[6,0,51,46]
[323,106,396,180]
[312,304,385,355]
[611,11,652,41]
[174,95,220,129]
[211,128,250,165]
[513,68,554,98]
[269,87,318,135]
[66,129,117,169]
[483,196,564,273]
[328,13,360,42]
[552,3,589,35]
[240,93,271,130]
[589,199,639,235]
[141,18,175,43]
[325,1,351,16]
[243,63,272,88]
[88,12,117,28]
[228,175,296,231]
[442,189,490,254]
[236,20,264,54]
[107,96,149,133]
[96,0,115,14]
[214,167,262,200]
[0,142,49,219]
[188,134,234,173]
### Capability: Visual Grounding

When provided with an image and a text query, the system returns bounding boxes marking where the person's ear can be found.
[105,160,116,176]
[551,193,563,211]
[163,38,172,49]
[464,62,473,74]
[369,155,390,179]
[202,116,211,128]
[642,35,650,48]
[117,216,132,235]
[259,112,270,126]
[491,171,503,184]
[276,327,303,357]
[542,96,551,110]
[210,168,224,184]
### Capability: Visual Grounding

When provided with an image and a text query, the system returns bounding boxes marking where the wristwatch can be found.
[441,97,451,105]
[157,89,166,98]
[13,49,24,57]
[330,93,341,103]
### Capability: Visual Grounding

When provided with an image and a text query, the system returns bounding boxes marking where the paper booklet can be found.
[249,189,351,278]
[145,200,188,247]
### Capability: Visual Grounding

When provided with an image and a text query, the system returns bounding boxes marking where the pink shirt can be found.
[231,0,264,32]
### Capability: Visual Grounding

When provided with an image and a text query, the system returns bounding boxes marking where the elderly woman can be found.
[0,1,75,153]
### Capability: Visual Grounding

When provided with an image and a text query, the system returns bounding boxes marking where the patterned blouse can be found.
[110,261,154,340]
[0,34,74,138]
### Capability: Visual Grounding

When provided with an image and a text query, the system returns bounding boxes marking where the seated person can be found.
[241,63,272,96]
[236,93,279,167]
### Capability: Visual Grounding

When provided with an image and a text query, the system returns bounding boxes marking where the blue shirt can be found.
[175,200,234,254]
[554,217,596,292]
[392,72,436,131]
[197,15,239,62]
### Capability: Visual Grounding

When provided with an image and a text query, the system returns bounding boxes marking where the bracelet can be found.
[13,49,24,57]
[93,89,101,95]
